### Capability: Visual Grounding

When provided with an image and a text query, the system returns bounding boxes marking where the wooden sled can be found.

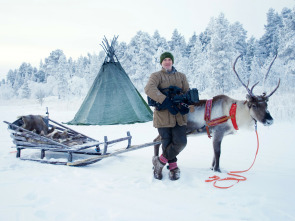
[4,115,160,166]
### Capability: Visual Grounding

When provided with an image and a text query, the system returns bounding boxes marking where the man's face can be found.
[161,58,173,71]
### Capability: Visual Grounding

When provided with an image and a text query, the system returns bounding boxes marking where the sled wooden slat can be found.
[11,130,66,145]
[13,141,61,148]
[10,134,27,141]
[67,141,161,166]
[13,145,102,155]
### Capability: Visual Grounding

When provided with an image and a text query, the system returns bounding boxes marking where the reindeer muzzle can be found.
[263,112,273,126]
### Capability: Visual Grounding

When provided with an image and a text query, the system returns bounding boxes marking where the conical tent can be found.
[68,36,153,125]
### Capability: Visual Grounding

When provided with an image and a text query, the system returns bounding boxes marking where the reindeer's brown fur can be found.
[19,115,85,147]
[21,115,51,135]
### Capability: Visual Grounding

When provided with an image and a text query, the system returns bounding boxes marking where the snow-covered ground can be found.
[0,97,295,221]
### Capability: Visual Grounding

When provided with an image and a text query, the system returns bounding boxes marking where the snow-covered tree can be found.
[86,52,104,88]
[56,53,70,99]
[230,21,247,54]
[187,37,209,92]
[68,76,88,97]
[0,83,14,99]
[152,30,170,69]
[14,63,34,91]
[199,29,211,52]
[259,8,283,58]
[121,31,157,91]
[1,5,294,107]
[279,7,295,92]
[6,69,17,88]
[20,81,31,98]
[75,55,90,78]
[35,88,46,106]
[169,29,187,56]
[43,49,66,78]
[186,32,197,57]
[206,14,237,93]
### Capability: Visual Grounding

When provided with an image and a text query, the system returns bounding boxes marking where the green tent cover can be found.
[68,62,153,125]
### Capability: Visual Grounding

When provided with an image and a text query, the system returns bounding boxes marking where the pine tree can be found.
[230,22,247,54]
[199,29,212,52]
[278,7,295,92]
[20,81,31,98]
[43,49,66,78]
[259,8,283,58]
[152,30,169,71]
[186,32,197,57]
[86,51,104,88]
[169,29,186,54]
[56,54,70,99]
[116,42,127,60]
[206,14,236,93]
[121,31,156,91]
[187,37,209,92]
[6,69,17,87]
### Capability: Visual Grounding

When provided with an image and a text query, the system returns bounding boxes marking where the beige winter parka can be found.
[144,68,190,128]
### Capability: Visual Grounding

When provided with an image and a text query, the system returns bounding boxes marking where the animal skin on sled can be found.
[19,115,84,146]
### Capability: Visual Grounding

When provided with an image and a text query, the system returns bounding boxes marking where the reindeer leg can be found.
[211,156,216,170]
[211,132,224,172]
[153,135,161,156]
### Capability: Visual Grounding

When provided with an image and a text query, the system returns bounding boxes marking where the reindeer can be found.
[153,54,280,172]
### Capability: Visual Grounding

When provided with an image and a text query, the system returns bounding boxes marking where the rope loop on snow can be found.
[205,121,259,189]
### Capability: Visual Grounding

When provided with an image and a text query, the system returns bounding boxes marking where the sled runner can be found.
[4,115,160,166]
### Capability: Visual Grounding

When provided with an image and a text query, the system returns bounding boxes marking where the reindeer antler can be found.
[265,79,280,99]
[233,55,257,97]
[264,51,278,82]
[263,51,280,98]
[233,53,280,99]
[250,82,260,94]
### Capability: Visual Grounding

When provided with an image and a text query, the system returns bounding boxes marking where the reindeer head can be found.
[233,54,280,126]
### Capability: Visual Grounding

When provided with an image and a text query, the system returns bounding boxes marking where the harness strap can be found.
[207,115,231,127]
[204,100,239,138]
[230,103,238,130]
[204,99,213,122]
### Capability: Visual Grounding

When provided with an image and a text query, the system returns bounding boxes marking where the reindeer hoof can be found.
[211,167,221,173]
[214,168,221,173]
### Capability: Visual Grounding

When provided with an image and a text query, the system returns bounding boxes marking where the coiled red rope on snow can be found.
[205,123,259,189]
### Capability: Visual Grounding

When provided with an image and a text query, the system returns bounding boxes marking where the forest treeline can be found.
[0,7,294,101]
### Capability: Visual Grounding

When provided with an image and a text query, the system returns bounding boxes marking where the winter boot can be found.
[169,162,180,181]
[152,155,167,180]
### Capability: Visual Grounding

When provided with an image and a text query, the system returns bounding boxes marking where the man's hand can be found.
[160,97,179,115]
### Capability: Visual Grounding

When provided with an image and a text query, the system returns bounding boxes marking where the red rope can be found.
[205,125,259,189]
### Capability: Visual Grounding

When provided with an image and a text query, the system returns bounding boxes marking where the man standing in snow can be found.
[144,52,190,181]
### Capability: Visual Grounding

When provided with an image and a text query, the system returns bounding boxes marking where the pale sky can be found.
[0,0,294,80]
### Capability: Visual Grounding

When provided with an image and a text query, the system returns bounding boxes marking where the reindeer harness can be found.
[204,99,239,138]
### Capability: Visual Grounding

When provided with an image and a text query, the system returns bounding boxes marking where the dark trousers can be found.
[157,124,187,163]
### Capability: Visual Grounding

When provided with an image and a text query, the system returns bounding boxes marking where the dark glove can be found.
[159,97,179,115]
[178,103,190,115]
[172,94,184,104]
